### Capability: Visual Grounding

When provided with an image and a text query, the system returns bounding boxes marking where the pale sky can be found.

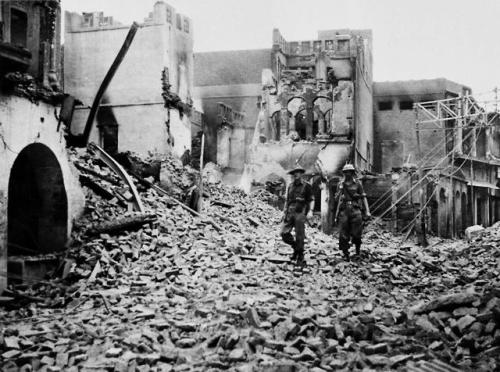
[63,0,500,99]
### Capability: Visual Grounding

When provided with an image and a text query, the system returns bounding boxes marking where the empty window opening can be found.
[337,39,349,52]
[183,18,189,33]
[176,14,182,30]
[378,101,393,111]
[301,41,310,54]
[399,101,414,110]
[10,8,28,47]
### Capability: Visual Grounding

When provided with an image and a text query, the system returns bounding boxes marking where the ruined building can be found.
[373,79,472,173]
[0,1,84,292]
[196,30,499,237]
[194,49,272,171]
[64,1,197,158]
[195,28,373,230]
[370,79,500,237]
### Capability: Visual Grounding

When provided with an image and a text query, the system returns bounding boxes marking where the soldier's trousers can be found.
[338,204,363,251]
[281,211,306,255]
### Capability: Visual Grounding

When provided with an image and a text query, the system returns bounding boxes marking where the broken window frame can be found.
[10,7,28,48]
[337,39,350,53]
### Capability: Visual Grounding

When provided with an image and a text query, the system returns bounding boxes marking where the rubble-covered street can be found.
[1,151,499,372]
[1,0,500,371]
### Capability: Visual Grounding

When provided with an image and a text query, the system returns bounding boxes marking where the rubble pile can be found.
[249,188,282,209]
[0,149,499,371]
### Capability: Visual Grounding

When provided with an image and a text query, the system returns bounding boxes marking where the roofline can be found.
[194,48,271,55]
[373,78,472,92]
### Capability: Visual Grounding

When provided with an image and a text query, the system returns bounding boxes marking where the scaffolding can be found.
[414,92,500,236]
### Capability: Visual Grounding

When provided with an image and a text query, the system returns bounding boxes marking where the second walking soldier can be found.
[334,164,371,260]
[281,166,314,266]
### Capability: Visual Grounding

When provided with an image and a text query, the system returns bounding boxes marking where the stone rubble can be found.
[0,149,499,372]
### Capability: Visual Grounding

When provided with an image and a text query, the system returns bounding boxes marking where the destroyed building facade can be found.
[196,29,373,176]
[195,28,373,231]
[0,0,84,293]
[196,30,499,237]
[194,49,272,172]
[64,1,196,158]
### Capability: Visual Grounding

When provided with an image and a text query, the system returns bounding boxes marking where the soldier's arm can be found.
[283,185,290,213]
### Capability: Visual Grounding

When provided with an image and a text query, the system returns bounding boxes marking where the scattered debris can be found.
[0,148,498,371]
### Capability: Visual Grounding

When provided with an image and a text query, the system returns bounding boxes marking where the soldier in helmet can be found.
[281,165,314,266]
[334,164,371,260]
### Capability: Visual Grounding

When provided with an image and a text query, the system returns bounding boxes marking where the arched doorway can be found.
[8,144,68,257]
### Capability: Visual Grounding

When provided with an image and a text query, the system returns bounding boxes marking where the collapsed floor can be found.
[0,148,499,372]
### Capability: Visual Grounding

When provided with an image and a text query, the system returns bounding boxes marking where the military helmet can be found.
[287,165,306,175]
[342,164,356,172]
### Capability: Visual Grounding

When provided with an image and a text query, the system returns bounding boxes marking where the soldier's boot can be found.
[355,243,361,257]
[295,251,306,267]
[290,242,298,261]
[342,249,350,261]
[339,238,350,261]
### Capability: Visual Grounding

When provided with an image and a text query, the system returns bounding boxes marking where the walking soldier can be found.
[334,164,371,260]
[281,166,314,266]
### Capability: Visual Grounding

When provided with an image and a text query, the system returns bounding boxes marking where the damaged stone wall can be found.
[194,50,272,166]
[64,2,194,158]
[0,95,85,292]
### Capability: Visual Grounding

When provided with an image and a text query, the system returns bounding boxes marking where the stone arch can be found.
[7,143,68,257]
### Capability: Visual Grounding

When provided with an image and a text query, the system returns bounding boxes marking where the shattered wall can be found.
[194,50,272,165]
[64,2,193,157]
[0,95,85,292]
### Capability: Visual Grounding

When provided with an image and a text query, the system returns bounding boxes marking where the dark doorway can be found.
[429,198,438,235]
[461,192,467,231]
[295,111,307,139]
[454,191,461,236]
[97,97,119,155]
[477,197,484,226]
[8,144,68,257]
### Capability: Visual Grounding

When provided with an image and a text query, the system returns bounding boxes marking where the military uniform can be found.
[281,179,313,262]
[337,178,366,257]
